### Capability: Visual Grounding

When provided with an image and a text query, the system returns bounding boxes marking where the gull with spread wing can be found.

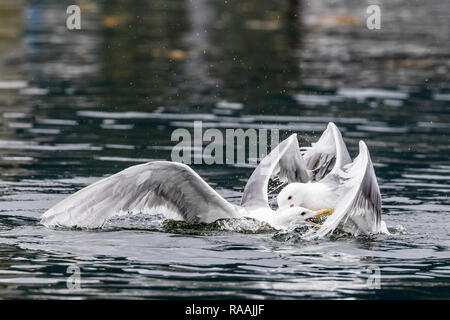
[41,134,329,231]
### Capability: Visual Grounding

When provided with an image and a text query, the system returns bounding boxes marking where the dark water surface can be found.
[0,0,449,299]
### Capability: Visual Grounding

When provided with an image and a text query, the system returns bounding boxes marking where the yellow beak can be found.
[313,208,333,217]
[306,208,333,228]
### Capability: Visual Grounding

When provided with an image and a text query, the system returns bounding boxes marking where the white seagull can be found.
[40,134,332,231]
[271,122,389,236]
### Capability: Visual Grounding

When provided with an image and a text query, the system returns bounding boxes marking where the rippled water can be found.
[0,0,449,299]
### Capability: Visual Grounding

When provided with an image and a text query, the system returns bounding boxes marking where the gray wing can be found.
[301,122,352,181]
[240,133,311,210]
[315,141,382,237]
[41,161,238,228]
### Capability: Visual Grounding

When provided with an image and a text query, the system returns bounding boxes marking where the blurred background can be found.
[0,0,448,299]
[0,0,448,178]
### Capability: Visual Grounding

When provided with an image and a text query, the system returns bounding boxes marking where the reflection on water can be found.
[0,0,449,299]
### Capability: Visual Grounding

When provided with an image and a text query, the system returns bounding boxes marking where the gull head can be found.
[277,183,308,209]
[272,206,332,229]
[295,207,334,226]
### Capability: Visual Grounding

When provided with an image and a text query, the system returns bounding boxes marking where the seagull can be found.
[41,122,388,237]
[40,134,332,231]
[269,122,389,237]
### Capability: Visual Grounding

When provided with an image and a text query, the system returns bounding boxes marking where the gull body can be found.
[278,182,339,211]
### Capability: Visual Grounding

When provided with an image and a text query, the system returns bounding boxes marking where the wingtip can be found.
[358,141,372,160]
[327,122,337,129]
[359,140,367,149]
[327,122,341,136]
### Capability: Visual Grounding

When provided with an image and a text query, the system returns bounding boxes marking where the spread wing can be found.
[315,141,382,237]
[301,122,352,181]
[240,133,311,210]
[41,161,238,228]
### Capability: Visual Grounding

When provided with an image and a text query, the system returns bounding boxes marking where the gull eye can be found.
[301,212,306,216]
[288,196,292,200]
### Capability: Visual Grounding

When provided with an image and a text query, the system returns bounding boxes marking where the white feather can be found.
[41,161,240,228]
[302,122,352,181]
[240,133,310,210]
[313,140,383,237]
